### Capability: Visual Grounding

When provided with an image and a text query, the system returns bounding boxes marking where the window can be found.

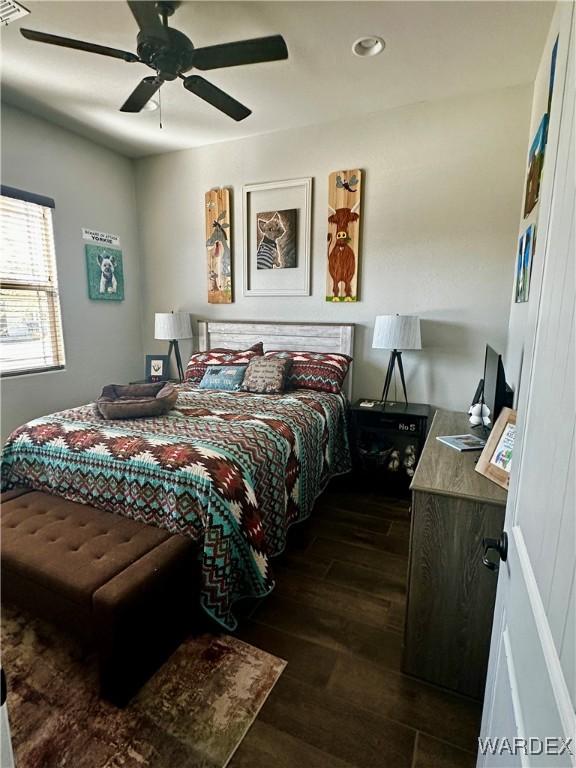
[0,186,65,376]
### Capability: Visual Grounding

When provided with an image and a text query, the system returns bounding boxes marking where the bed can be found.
[1,321,354,629]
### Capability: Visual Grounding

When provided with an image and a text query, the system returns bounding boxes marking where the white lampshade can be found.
[154,312,193,340]
[372,315,422,350]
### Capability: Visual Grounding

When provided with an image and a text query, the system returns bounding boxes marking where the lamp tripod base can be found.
[168,339,185,382]
[380,349,408,404]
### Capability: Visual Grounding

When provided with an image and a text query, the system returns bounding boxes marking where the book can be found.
[436,434,487,452]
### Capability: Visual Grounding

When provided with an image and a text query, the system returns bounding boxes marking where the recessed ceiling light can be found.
[141,100,159,112]
[352,36,385,58]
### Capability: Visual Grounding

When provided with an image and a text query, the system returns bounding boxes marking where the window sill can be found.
[1,365,66,379]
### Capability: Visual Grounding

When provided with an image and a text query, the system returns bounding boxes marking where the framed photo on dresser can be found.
[475,408,517,490]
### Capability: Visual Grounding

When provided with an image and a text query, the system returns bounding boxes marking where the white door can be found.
[478,5,575,767]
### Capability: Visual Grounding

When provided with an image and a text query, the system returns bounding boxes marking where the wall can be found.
[135,85,531,411]
[0,105,143,442]
[504,5,566,397]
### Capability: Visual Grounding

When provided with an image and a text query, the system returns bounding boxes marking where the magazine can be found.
[436,434,487,452]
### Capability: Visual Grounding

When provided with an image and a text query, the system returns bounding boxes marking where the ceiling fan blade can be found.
[127,1,168,42]
[182,75,251,121]
[192,35,288,71]
[20,28,139,62]
[120,76,163,112]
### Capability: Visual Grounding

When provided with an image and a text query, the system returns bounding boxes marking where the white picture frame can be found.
[242,177,312,297]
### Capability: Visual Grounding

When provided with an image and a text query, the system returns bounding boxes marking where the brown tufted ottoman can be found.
[1,488,199,706]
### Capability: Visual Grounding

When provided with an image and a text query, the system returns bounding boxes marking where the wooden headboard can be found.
[197,320,355,399]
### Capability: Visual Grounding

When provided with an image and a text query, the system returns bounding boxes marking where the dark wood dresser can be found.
[403,409,507,700]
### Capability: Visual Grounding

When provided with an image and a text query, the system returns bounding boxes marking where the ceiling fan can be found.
[19,0,288,121]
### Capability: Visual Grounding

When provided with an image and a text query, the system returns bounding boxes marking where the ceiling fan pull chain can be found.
[158,78,163,129]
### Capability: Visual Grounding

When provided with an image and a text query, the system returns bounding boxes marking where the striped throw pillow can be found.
[263,350,351,394]
[184,343,263,384]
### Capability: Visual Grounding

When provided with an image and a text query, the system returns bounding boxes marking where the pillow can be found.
[184,342,263,384]
[198,364,247,391]
[241,356,292,394]
[263,350,352,394]
[95,382,178,420]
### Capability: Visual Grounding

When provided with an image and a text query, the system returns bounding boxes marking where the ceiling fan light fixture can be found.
[352,36,385,58]
[142,99,159,111]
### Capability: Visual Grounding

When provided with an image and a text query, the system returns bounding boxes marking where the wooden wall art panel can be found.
[205,188,232,304]
[326,169,362,302]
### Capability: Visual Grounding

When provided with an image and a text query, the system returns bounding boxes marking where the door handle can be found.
[482,532,508,572]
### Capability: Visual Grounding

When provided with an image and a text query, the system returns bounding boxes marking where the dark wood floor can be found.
[229,487,482,768]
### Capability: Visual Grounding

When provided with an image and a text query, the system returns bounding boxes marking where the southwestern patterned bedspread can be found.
[1,386,351,629]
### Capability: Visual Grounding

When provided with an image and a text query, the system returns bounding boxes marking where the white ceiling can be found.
[1,1,553,158]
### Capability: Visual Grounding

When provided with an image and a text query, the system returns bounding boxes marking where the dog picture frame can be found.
[85,244,125,301]
[475,407,517,491]
[145,354,170,382]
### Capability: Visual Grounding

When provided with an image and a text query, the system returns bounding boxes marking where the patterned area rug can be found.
[1,606,286,768]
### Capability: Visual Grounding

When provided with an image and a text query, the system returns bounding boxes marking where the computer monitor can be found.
[481,345,513,425]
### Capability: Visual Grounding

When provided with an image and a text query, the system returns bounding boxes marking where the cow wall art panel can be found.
[205,188,232,304]
[326,169,362,302]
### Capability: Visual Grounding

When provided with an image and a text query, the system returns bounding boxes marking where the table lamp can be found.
[372,315,422,403]
[154,312,193,382]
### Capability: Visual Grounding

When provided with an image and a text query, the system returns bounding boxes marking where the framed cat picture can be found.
[242,178,312,296]
[256,209,297,270]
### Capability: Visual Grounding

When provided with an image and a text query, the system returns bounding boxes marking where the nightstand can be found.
[350,400,432,493]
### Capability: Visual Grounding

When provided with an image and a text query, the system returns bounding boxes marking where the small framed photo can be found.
[475,408,517,490]
[514,225,536,303]
[145,354,170,382]
[523,114,548,218]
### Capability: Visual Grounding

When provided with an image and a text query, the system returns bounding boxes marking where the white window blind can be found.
[0,188,66,376]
